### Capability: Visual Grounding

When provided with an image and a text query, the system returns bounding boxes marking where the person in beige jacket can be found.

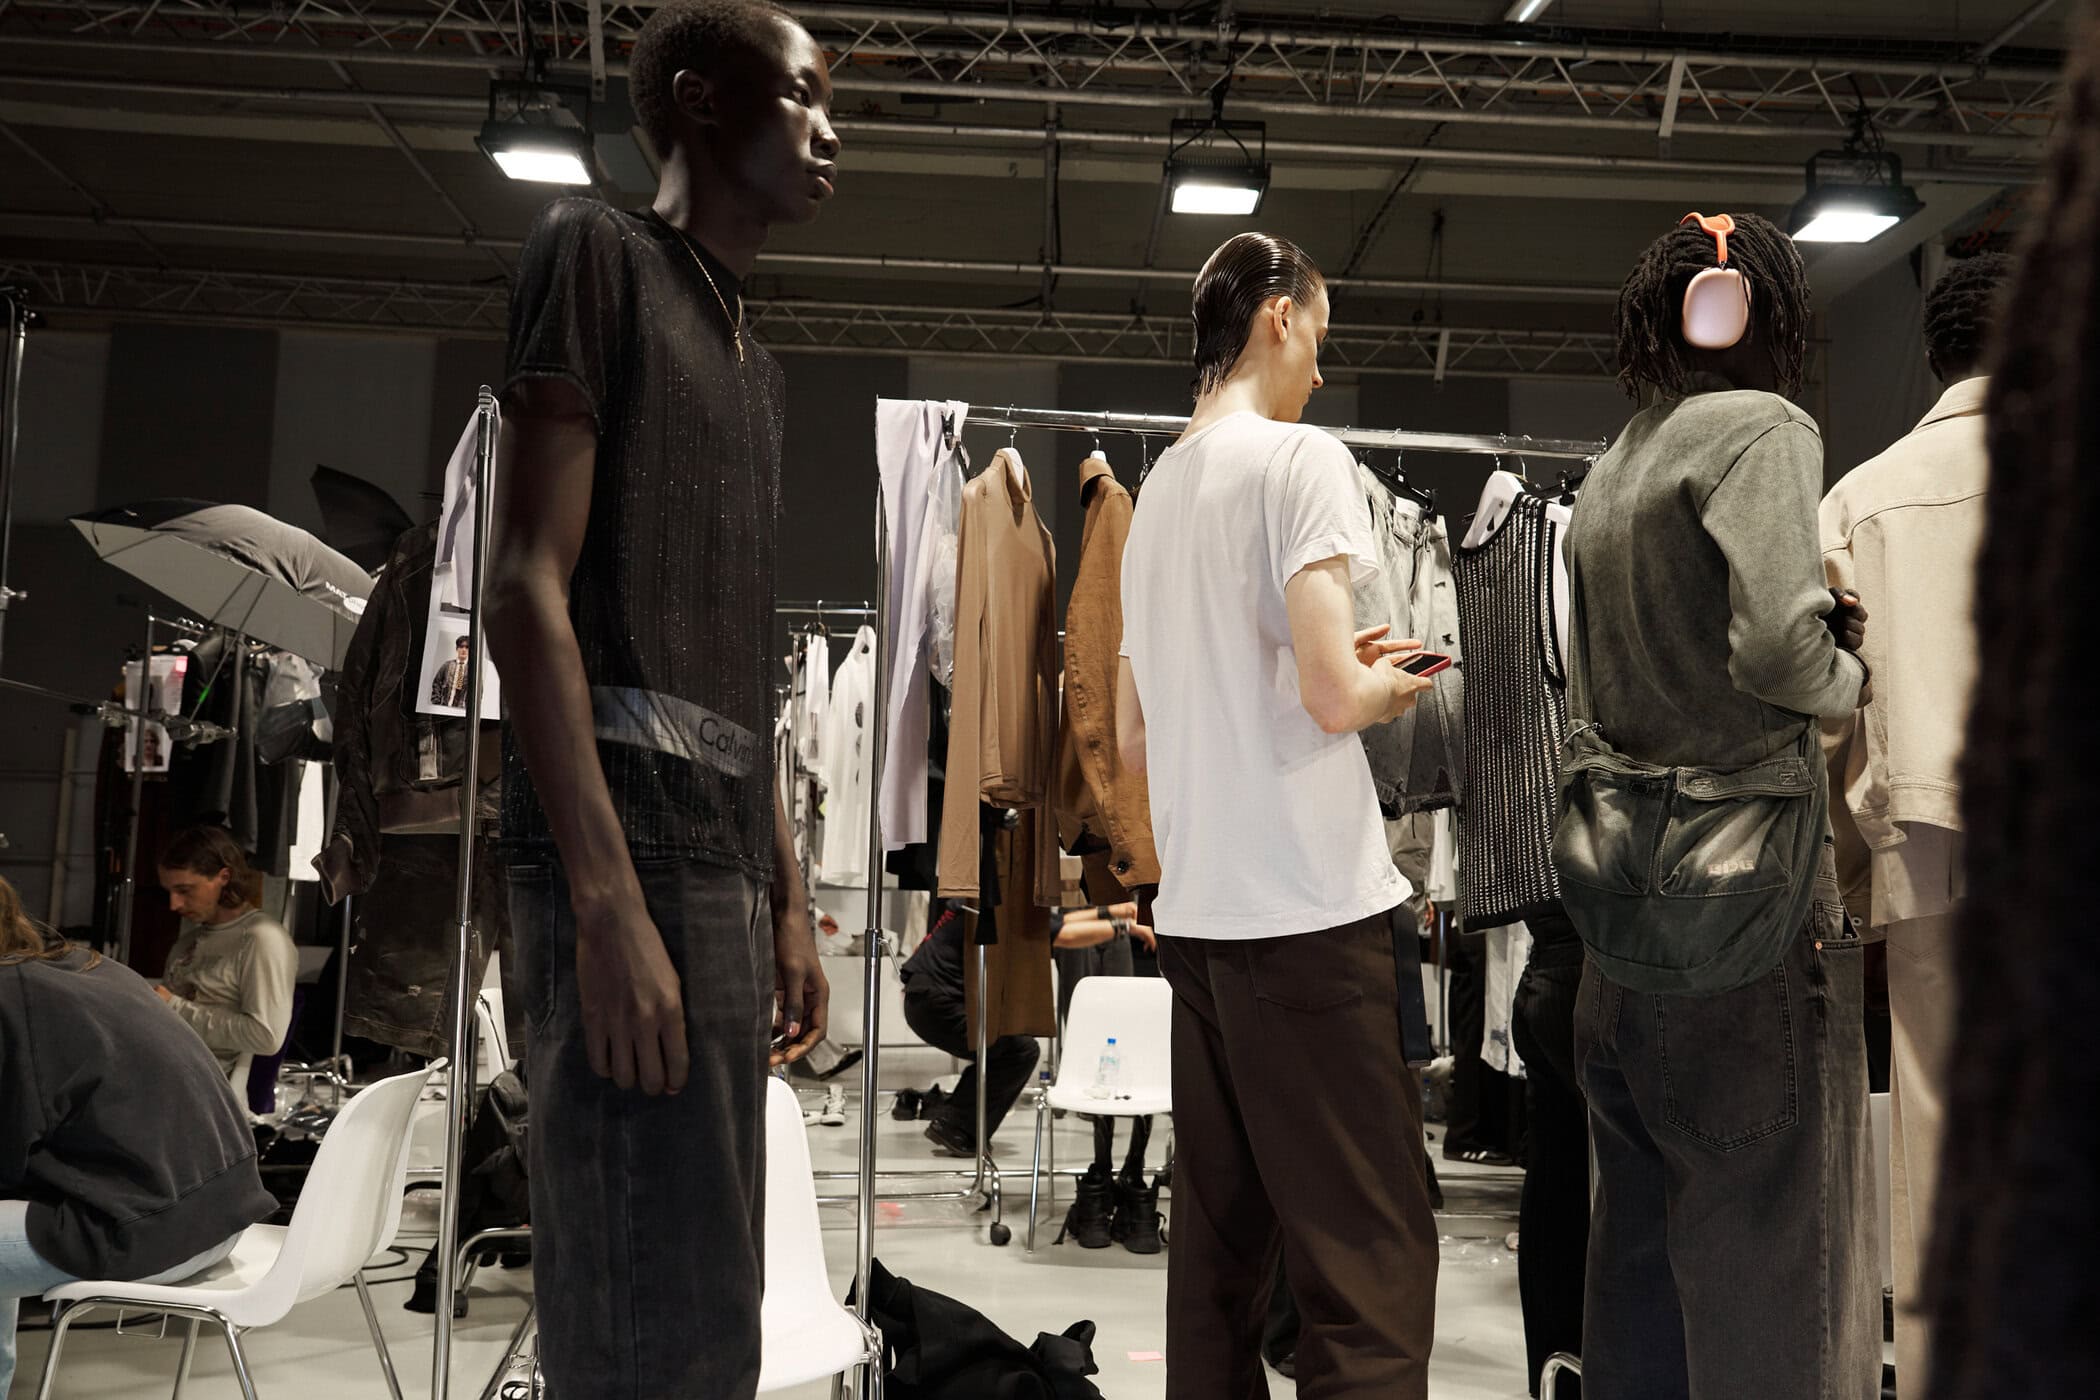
[1820,251,2011,1399]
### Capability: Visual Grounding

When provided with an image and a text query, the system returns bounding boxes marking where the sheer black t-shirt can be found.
[500,198,784,879]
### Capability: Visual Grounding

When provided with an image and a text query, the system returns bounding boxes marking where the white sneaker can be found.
[818,1084,848,1127]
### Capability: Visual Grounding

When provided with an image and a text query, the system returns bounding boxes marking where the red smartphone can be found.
[1397,651,1453,678]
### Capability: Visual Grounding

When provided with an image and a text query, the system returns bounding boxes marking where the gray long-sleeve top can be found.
[1565,389,1866,772]
[161,907,298,1076]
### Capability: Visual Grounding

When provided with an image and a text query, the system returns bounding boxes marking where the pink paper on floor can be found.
[1128,1351,1165,1363]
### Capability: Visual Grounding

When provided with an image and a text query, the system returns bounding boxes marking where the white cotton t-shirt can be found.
[1121,411,1411,940]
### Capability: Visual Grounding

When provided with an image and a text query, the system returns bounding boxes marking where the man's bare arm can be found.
[1116,656,1147,775]
[484,378,689,1098]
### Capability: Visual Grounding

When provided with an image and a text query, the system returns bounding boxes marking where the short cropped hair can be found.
[1923,252,2015,381]
[629,0,795,157]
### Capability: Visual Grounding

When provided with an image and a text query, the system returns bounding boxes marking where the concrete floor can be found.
[10,1046,1530,1400]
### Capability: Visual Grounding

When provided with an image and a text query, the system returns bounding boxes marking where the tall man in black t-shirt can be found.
[484,3,839,1395]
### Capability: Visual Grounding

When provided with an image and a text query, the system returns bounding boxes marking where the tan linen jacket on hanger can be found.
[1055,455,1160,889]
[936,446,1062,904]
[1820,375,1988,923]
[938,447,1061,1040]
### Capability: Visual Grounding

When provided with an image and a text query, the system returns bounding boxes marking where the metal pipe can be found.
[0,289,26,671]
[757,251,1622,300]
[431,385,497,1400]
[854,479,892,1328]
[48,721,79,926]
[0,10,2061,84]
[3,260,1613,335]
[0,71,488,110]
[1975,0,2063,62]
[795,4,2066,79]
[0,213,1626,298]
[113,611,153,964]
[333,891,355,1072]
[818,74,2046,155]
[0,80,2038,183]
[963,405,1607,459]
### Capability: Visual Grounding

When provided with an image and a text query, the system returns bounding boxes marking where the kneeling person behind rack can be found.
[900,905,1042,1159]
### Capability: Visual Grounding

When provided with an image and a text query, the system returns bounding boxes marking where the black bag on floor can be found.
[855,1259,1105,1400]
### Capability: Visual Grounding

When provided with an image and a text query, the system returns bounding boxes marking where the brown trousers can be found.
[1159,913,1439,1399]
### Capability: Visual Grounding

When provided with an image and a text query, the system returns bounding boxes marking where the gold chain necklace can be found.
[668,224,745,362]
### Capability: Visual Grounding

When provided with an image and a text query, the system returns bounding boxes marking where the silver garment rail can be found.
[432,386,497,1400]
[963,404,1607,460]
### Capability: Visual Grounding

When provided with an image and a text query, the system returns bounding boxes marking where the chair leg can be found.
[171,1318,201,1400]
[33,1301,86,1400]
[1027,1094,1047,1253]
[475,1302,536,1400]
[219,1322,261,1400]
[355,1274,406,1400]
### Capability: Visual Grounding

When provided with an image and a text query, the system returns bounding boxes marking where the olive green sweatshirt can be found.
[1565,389,1867,772]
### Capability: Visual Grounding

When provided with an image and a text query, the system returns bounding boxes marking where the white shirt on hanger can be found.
[793,630,830,775]
[875,398,969,852]
[817,625,879,885]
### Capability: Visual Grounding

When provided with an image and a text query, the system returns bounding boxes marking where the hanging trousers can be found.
[1884,911,1958,1398]
[1512,913,1591,1398]
[1159,913,1439,1399]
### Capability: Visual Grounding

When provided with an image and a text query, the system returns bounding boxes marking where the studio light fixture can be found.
[478,73,598,185]
[1164,87,1271,216]
[1788,144,1922,244]
[1504,0,1557,22]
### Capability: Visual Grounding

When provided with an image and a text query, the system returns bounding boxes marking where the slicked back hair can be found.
[1189,233,1326,398]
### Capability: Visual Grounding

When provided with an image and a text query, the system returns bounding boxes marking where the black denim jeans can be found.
[1575,909,1879,1400]
[1513,918,1590,1398]
[511,855,773,1400]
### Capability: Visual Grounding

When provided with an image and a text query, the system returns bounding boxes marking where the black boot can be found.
[405,1249,470,1317]
[1111,1169,1165,1255]
[1057,1163,1115,1249]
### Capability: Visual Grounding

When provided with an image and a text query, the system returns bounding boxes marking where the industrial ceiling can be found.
[0,0,2068,378]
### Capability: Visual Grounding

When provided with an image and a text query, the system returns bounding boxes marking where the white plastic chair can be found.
[757,1076,884,1397]
[35,1063,438,1400]
[1026,976,1173,1252]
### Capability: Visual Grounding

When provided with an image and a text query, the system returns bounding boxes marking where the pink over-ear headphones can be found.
[1679,212,1751,350]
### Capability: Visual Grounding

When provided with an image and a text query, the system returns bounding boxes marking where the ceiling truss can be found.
[0,259,1619,379]
[0,1,2061,157]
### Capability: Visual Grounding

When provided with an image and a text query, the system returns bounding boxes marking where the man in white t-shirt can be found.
[1119,233,1443,1397]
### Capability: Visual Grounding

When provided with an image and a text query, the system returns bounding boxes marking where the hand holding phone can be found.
[1395,651,1452,679]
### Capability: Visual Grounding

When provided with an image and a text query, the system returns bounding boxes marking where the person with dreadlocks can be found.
[1558,211,1880,1400]
[1924,10,2100,1390]
[1818,250,2011,1399]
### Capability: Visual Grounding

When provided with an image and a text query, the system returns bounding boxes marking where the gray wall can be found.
[1822,257,1939,487]
[0,322,1610,918]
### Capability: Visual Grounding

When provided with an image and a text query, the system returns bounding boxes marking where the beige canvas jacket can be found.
[1820,376,1989,913]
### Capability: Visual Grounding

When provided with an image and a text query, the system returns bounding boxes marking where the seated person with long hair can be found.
[0,875,277,1395]
[155,826,299,1093]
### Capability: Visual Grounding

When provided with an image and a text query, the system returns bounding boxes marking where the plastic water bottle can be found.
[1088,1037,1121,1099]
